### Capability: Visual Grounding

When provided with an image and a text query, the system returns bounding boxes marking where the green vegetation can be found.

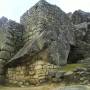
[59,64,84,72]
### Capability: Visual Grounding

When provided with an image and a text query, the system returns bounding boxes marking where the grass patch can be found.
[59,64,84,72]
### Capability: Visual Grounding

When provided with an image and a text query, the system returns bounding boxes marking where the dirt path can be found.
[0,84,60,90]
[0,84,90,90]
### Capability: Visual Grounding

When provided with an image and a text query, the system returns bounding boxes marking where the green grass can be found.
[59,64,84,72]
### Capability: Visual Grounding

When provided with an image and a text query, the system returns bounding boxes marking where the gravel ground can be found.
[0,84,90,90]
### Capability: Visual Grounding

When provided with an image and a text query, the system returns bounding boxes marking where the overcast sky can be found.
[0,0,90,22]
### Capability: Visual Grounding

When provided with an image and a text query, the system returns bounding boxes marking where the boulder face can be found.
[0,17,8,49]
[20,0,75,65]
[0,17,25,84]
[72,10,90,25]
[0,17,8,27]
[0,18,25,62]
[67,12,72,20]
[83,23,90,44]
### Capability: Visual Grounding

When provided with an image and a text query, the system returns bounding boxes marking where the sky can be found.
[0,0,90,22]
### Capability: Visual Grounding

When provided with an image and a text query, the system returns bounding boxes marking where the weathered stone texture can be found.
[74,22,88,41]
[6,60,59,86]
[0,19,25,62]
[68,22,90,63]
[71,10,90,24]
[0,17,8,27]
[0,0,90,86]
[6,20,25,54]
[0,17,25,85]
[0,59,6,84]
[83,23,90,44]
[7,60,90,86]
[68,40,90,63]
[19,0,75,66]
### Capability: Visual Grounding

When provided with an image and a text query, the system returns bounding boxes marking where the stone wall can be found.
[0,59,6,85]
[6,60,90,86]
[6,60,59,86]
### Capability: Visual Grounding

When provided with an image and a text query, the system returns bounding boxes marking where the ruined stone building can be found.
[0,0,90,86]
[5,0,75,85]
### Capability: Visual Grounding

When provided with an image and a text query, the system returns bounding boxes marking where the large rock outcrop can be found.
[68,22,90,63]
[0,17,25,84]
[18,0,75,66]
[0,18,25,63]
[71,10,90,25]
[0,0,90,86]
[83,23,90,44]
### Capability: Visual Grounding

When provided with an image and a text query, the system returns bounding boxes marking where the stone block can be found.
[35,65,42,70]
[33,75,39,79]
[29,71,35,75]
[55,71,65,79]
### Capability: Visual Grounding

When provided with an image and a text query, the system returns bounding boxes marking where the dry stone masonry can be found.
[6,60,60,86]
